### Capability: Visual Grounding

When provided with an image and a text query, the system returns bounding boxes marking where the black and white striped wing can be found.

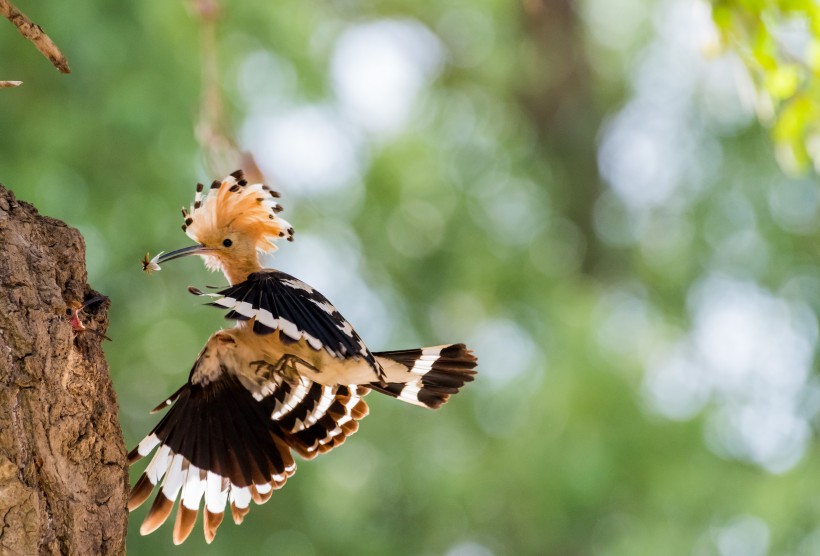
[200,270,385,382]
[128,356,370,544]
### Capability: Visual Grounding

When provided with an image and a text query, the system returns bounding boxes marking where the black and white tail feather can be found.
[371,344,477,408]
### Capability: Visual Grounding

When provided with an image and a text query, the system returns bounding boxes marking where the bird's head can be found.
[145,170,293,284]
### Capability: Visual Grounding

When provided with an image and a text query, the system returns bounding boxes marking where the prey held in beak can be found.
[141,245,210,274]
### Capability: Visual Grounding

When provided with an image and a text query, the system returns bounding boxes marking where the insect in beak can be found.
[142,245,212,274]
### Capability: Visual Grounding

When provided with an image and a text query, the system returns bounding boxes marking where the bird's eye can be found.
[65,308,73,316]
[222,239,233,247]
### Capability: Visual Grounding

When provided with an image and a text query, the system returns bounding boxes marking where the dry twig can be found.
[0,80,22,87]
[190,0,264,182]
[0,0,70,74]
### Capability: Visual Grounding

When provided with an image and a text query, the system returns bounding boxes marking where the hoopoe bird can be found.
[129,170,478,544]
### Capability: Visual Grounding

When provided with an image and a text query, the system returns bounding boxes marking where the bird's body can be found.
[129,171,477,544]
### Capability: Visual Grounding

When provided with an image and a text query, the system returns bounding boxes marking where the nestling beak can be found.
[142,245,212,273]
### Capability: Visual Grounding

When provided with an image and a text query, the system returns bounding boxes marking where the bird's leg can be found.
[249,355,320,382]
[280,354,320,377]
[249,360,277,381]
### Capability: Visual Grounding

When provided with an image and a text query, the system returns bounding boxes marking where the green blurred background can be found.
[3,0,820,554]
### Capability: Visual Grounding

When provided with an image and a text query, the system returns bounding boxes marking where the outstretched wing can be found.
[128,332,370,544]
[196,270,385,382]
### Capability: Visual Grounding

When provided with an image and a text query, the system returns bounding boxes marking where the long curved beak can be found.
[142,244,212,273]
[156,244,211,264]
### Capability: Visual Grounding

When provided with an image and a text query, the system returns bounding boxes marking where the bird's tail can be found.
[371,344,477,409]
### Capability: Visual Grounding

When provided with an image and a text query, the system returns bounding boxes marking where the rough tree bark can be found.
[0,184,128,554]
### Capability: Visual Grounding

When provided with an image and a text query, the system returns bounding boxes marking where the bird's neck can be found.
[222,258,263,285]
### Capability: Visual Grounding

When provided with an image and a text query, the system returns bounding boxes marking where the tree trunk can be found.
[0,184,128,554]
[519,0,604,272]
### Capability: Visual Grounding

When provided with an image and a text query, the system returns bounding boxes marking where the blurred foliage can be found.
[712,0,820,174]
[2,0,820,555]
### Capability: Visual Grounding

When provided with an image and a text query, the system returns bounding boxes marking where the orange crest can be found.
[183,170,293,253]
